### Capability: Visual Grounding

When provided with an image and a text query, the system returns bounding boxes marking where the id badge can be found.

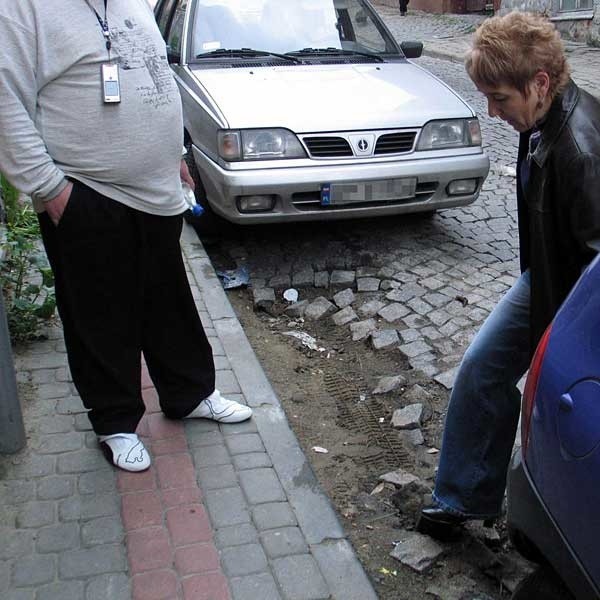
[101,63,121,103]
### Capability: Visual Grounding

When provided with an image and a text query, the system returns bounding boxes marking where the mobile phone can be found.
[101,63,121,103]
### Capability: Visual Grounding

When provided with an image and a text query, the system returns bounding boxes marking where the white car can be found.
[154,0,489,225]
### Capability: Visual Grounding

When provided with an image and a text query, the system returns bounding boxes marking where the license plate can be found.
[321,178,417,206]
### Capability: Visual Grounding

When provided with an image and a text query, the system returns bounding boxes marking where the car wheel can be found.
[508,527,545,563]
[183,148,234,241]
[511,567,575,600]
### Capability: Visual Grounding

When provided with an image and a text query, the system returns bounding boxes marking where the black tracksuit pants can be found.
[39,181,215,435]
[399,0,409,13]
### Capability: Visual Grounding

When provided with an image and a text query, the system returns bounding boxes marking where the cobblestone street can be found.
[209,53,521,391]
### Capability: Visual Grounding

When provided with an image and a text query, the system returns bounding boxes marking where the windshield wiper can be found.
[195,48,301,63]
[285,47,384,62]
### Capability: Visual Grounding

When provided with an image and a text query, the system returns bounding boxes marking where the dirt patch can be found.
[221,279,529,600]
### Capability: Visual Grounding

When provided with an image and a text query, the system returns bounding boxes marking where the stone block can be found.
[253,287,276,310]
[221,543,269,577]
[390,532,443,573]
[58,545,126,579]
[272,555,329,600]
[284,300,309,318]
[331,306,358,326]
[85,574,130,600]
[357,300,386,318]
[81,517,124,546]
[214,522,259,549]
[371,329,399,350]
[197,464,237,490]
[378,302,411,323]
[332,288,355,308]
[391,404,423,430]
[373,375,406,395]
[356,277,380,292]
[35,581,84,600]
[292,268,314,287]
[205,487,251,528]
[12,554,55,587]
[232,452,272,471]
[36,523,81,553]
[260,527,308,559]
[304,297,336,321]
[238,468,287,505]
[225,434,265,455]
[314,271,329,288]
[379,469,419,488]
[349,318,376,341]
[330,270,355,287]
[251,502,297,531]
[230,573,282,600]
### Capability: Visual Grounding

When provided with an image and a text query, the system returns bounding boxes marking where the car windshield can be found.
[191,0,399,59]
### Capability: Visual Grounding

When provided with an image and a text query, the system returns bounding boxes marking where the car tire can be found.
[508,527,545,564]
[511,567,575,600]
[183,147,234,241]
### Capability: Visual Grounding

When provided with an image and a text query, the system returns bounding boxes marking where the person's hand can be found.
[45,182,73,226]
[180,159,195,191]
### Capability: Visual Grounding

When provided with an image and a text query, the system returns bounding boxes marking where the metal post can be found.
[0,289,26,453]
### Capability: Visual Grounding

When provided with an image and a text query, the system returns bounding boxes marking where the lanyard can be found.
[84,0,112,58]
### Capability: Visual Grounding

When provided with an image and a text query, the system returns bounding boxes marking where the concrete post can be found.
[0,290,26,453]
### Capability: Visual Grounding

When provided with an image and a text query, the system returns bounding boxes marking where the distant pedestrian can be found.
[0,0,252,473]
[399,0,409,16]
[418,12,600,539]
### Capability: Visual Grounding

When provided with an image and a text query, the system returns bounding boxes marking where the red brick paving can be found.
[119,366,231,600]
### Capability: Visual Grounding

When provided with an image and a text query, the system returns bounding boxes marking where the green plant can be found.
[1,175,56,343]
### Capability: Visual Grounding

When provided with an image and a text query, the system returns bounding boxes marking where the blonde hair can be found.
[465,12,570,99]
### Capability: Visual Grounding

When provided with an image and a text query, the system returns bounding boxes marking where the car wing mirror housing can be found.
[401,41,423,59]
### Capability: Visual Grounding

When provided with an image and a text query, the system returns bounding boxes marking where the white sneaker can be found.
[99,433,151,472]
[184,390,252,423]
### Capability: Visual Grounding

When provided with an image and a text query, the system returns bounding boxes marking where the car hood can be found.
[189,61,473,132]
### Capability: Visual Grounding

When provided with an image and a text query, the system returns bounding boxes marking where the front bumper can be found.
[192,145,490,224]
[507,449,600,600]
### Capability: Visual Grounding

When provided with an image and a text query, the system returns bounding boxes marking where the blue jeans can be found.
[433,270,531,519]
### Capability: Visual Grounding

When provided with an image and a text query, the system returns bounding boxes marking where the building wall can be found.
[377,0,472,13]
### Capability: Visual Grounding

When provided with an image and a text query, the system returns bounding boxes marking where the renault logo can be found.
[358,139,369,151]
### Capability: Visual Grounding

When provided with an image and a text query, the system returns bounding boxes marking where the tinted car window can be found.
[157,0,178,35]
[167,0,189,56]
[191,0,396,57]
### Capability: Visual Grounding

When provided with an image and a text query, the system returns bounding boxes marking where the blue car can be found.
[508,250,600,600]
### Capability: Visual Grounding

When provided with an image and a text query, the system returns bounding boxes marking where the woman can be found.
[418,12,600,539]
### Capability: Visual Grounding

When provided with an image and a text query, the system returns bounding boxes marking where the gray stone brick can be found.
[4,590,34,600]
[38,415,74,434]
[216,370,242,395]
[272,555,329,600]
[230,573,282,600]
[313,271,329,288]
[378,302,410,323]
[56,396,87,415]
[58,545,126,579]
[73,413,93,431]
[35,383,71,399]
[232,452,272,471]
[192,444,231,468]
[0,559,10,592]
[12,555,55,587]
[36,523,80,553]
[9,455,56,479]
[330,270,355,287]
[292,268,314,288]
[284,300,309,319]
[239,469,286,505]
[304,297,336,321]
[225,434,264,455]
[220,543,268,577]
[78,470,117,495]
[331,306,357,326]
[0,481,35,505]
[332,288,355,309]
[187,429,224,448]
[349,318,376,341]
[260,527,308,559]
[205,487,251,528]
[221,419,258,436]
[59,494,120,522]
[22,398,56,419]
[81,517,124,546]
[356,277,380,292]
[57,450,110,474]
[208,336,225,356]
[399,340,433,358]
[197,464,237,490]
[16,502,55,528]
[37,432,84,454]
[251,503,297,531]
[85,574,130,600]
[0,529,34,559]
[215,522,259,548]
[371,329,399,350]
[36,581,84,600]
[31,368,58,384]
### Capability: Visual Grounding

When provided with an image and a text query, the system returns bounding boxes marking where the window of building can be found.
[560,0,593,11]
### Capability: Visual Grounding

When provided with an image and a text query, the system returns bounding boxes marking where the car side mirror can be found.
[401,41,423,59]
[166,45,181,64]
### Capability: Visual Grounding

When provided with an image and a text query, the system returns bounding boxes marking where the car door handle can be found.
[559,393,573,412]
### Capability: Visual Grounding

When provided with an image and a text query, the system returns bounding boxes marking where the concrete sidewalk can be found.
[0,225,377,600]
[373,2,600,99]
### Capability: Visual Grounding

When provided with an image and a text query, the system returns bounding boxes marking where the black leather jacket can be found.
[517,80,600,353]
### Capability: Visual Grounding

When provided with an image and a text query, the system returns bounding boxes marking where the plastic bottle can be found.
[181,182,204,217]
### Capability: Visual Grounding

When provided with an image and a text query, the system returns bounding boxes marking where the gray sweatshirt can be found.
[0,0,186,215]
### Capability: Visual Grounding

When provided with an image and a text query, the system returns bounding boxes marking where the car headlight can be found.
[416,118,481,151]
[218,129,307,161]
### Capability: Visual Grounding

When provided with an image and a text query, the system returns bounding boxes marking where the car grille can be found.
[303,137,353,158]
[374,132,416,155]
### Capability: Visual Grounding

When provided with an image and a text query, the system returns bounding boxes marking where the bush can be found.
[1,174,56,344]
